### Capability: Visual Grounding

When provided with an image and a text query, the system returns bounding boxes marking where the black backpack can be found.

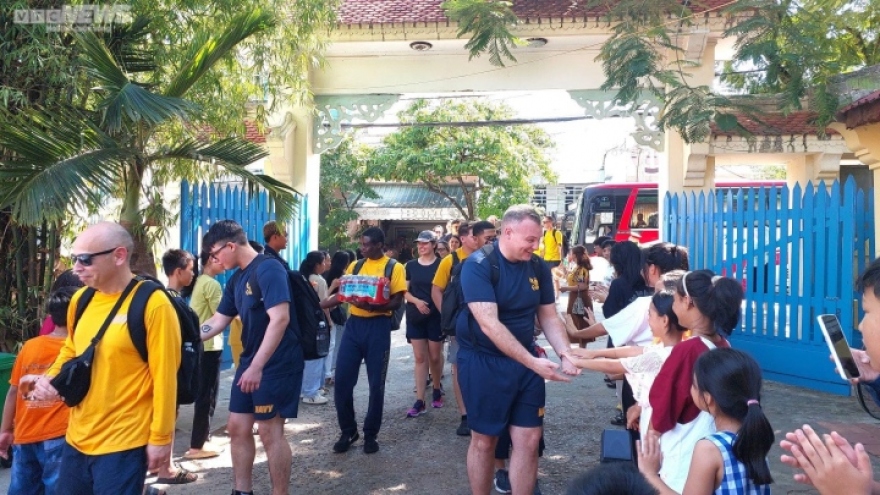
[440,246,542,336]
[73,278,203,405]
[248,256,330,361]
[352,257,403,330]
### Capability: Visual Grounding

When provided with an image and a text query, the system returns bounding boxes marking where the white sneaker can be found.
[302,395,329,405]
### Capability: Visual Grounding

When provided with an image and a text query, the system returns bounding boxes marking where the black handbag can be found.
[599,428,636,463]
[50,279,137,407]
[329,305,347,326]
[405,302,434,325]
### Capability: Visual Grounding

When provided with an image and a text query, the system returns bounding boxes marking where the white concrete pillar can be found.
[290,106,320,251]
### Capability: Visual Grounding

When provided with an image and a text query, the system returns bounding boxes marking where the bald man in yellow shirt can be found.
[31,222,181,494]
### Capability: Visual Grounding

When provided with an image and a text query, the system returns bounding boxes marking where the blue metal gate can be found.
[664,177,874,395]
[179,180,311,369]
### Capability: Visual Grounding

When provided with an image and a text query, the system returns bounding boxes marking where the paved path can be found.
[1,330,877,494]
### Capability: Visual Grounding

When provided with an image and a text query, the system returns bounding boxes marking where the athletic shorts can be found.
[229,369,302,421]
[545,260,561,268]
[447,337,459,365]
[406,314,444,342]
[458,348,545,436]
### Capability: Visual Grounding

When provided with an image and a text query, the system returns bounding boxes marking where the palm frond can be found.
[164,10,276,98]
[103,16,156,74]
[152,137,270,167]
[0,109,129,224]
[151,137,299,221]
[76,32,195,132]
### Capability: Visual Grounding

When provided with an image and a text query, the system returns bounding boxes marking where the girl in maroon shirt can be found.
[646,270,744,492]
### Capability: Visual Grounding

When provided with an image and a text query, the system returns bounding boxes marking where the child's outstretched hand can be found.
[637,430,663,475]
[781,425,874,495]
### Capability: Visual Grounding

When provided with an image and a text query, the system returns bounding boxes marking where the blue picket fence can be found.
[180,180,311,368]
[664,177,875,395]
[180,180,310,266]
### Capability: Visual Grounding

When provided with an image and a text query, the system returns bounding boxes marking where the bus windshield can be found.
[570,181,785,249]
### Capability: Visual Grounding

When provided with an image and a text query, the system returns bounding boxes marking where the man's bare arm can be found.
[200,313,234,341]
[468,302,536,368]
[248,303,289,371]
[537,304,580,376]
[431,285,444,313]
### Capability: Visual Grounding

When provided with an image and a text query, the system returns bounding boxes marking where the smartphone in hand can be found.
[817,314,861,380]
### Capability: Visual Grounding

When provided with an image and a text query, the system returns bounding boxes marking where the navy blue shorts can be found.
[230,369,302,421]
[406,314,444,342]
[59,443,146,495]
[458,348,545,436]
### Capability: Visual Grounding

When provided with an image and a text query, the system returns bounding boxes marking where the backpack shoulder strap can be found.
[384,258,397,279]
[481,244,501,287]
[127,279,164,363]
[451,251,460,266]
[73,287,98,332]
[529,254,543,281]
[353,258,368,275]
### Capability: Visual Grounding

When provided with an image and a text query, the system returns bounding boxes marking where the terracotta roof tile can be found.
[711,111,836,137]
[337,0,731,25]
[244,120,267,144]
[839,89,880,114]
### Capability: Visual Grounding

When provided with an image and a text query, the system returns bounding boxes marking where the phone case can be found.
[816,315,851,381]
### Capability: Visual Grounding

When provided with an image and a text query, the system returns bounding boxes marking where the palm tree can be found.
[0,10,297,275]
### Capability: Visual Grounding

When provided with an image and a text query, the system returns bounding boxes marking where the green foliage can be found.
[0,12,297,276]
[442,0,522,67]
[447,0,879,143]
[368,99,556,220]
[319,138,378,250]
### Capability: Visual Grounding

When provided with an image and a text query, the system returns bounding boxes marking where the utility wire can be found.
[332,115,598,128]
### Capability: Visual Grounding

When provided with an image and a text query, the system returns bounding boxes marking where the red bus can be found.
[569,181,786,248]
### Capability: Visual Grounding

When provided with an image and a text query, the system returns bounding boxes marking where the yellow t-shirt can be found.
[541,229,564,262]
[346,256,407,318]
[48,282,181,454]
[190,274,223,351]
[432,248,470,290]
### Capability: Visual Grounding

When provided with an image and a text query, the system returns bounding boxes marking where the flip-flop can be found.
[183,449,221,460]
[156,469,198,484]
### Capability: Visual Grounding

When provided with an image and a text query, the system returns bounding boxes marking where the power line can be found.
[333,115,602,129]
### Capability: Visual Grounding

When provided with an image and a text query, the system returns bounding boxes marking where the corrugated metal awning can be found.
[354,183,466,221]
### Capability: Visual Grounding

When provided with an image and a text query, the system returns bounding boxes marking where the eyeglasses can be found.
[208,243,230,262]
[70,247,118,267]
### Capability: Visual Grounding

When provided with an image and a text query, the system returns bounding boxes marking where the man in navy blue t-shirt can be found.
[457,205,580,495]
[199,220,303,495]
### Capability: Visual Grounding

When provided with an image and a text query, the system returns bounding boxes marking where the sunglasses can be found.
[70,247,118,267]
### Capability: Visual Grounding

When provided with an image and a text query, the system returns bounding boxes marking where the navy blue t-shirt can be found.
[405,257,441,311]
[457,243,555,357]
[218,255,301,377]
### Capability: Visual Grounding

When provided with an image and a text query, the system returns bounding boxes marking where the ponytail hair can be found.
[642,242,690,274]
[299,250,325,276]
[675,270,743,337]
[694,348,774,486]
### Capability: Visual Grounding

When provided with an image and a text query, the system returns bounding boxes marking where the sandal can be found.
[156,469,198,484]
[183,449,221,460]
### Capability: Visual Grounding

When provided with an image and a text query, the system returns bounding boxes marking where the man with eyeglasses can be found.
[30,222,182,494]
[199,220,303,495]
[262,220,290,269]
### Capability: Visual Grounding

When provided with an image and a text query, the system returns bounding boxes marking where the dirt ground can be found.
[167,329,627,495]
[2,318,876,494]
[161,324,875,495]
